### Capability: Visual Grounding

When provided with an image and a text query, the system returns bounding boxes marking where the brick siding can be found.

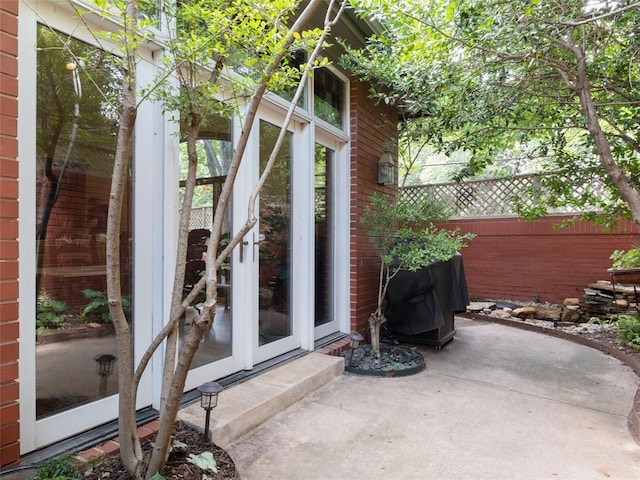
[441,216,640,305]
[348,79,398,335]
[0,0,20,468]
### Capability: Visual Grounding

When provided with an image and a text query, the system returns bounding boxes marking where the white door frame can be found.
[314,127,350,340]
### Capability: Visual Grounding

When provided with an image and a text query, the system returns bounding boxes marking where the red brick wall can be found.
[441,216,640,305]
[0,0,20,468]
[349,79,398,334]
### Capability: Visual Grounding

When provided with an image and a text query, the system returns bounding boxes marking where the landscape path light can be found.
[94,354,116,397]
[348,331,364,368]
[197,381,223,442]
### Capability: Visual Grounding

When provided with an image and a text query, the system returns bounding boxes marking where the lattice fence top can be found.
[190,206,214,230]
[400,173,602,219]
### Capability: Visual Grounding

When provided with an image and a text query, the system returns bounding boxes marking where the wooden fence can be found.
[400,172,607,219]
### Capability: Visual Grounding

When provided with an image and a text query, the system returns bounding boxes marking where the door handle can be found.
[239,239,249,262]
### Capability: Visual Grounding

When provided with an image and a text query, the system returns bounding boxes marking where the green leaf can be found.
[187,451,219,473]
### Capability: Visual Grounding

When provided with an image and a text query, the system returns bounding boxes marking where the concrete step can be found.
[178,352,345,448]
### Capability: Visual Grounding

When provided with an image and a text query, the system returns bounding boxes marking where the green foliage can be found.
[615,313,640,350]
[152,0,326,128]
[361,193,474,274]
[187,452,218,473]
[36,292,68,330]
[31,452,81,480]
[610,247,640,269]
[346,0,640,228]
[81,289,131,323]
[587,316,614,332]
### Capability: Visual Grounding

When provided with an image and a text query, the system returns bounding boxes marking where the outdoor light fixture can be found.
[197,381,223,442]
[348,331,364,368]
[94,354,116,397]
[377,151,395,185]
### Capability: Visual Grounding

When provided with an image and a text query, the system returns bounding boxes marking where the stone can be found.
[561,308,581,323]
[467,302,496,312]
[512,306,537,319]
[534,306,562,321]
[563,298,580,306]
[491,310,512,319]
[615,299,629,308]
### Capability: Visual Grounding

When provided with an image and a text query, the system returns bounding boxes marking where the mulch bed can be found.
[81,421,239,479]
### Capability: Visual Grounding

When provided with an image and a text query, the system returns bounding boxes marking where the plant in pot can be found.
[608,245,640,290]
[360,193,474,365]
[610,246,640,270]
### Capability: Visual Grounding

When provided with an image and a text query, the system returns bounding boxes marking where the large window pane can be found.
[314,68,345,129]
[259,121,293,345]
[179,124,234,369]
[314,144,334,326]
[35,26,130,418]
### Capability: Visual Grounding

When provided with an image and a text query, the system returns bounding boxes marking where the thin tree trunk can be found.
[575,80,640,229]
[369,312,387,359]
[564,36,640,230]
[107,1,144,477]
[160,113,202,417]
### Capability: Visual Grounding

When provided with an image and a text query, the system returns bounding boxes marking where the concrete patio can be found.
[180,316,640,480]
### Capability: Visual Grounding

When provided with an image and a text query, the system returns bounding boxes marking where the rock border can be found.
[458,311,640,445]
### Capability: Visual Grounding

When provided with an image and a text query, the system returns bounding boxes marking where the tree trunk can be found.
[369,312,387,358]
[108,1,144,477]
[101,0,342,477]
[568,38,640,230]
[160,113,202,417]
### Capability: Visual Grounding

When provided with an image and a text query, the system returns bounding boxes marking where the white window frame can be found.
[18,1,163,451]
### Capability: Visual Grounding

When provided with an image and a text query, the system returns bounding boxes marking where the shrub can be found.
[610,247,640,269]
[615,313,640,350]
[31,452,81,480]
[36,292,68,330]
[82,289,131,323]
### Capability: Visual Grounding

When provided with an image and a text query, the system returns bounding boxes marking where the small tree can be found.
[75,0,348,478]
[360,193,473,357]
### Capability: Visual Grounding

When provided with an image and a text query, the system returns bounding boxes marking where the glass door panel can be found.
[258,121,293,346]
[314,144,334,328]
[314,142,340,340]
[179,136,233,370]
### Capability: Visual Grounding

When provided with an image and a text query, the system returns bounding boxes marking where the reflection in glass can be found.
[35,25,129,418]
[179,132,234,369]
[258,121,293,345]
[314,144,334,327]
[314,68,345,128]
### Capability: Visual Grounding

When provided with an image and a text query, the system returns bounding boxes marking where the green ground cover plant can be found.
[36,292,68,331]
[615,313,640,350]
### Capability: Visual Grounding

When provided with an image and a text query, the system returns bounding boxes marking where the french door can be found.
[251,118,301,363]
[187,107,348,375]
